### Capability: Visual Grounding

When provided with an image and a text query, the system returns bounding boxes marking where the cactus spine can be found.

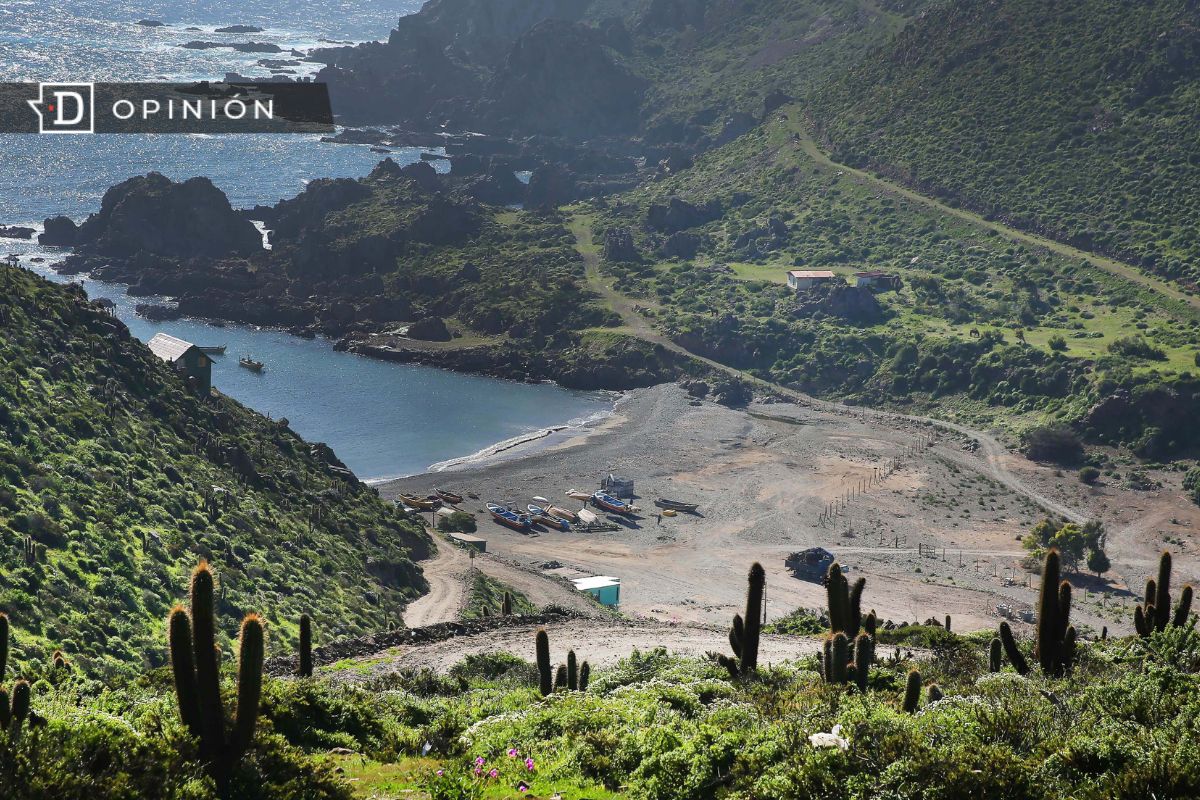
[1135,551,1194,636]
[567,650,578,691]
[998,621,1030,675]
[902,669,922,713]
[1033,549,1075,676]
[989,637,1002,672]
[853,632,873,691]
[718,562,765,678]
[579,661,590,692]
[298,614,313,678]
[554,664,568,690]
[535,628,552,696]
[168,561,265,794]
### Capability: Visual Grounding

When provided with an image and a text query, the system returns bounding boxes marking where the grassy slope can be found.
[0,266,430,678]
[584,106,1200,440]
[809,0,1200,288]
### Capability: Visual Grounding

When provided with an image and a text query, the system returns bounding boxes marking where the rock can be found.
[450,153,486,176]
[603,228,639,262]
[135,303,182,321]
[136,19,165,27]
[401,161,443,192]
[786,284,885,325]
[406,316,451,341]
[762,90,793,119]
[39,216,79,246]
[69,173,263,259]
[456,262,481,282]
[662,231,700,259]
[713,112,758,147]
[646,197,720,233]
[0,226,35,240]
[525,164,577,209]
[215,25,264,33]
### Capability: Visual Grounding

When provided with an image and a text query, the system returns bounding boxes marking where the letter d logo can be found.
[28,82,94,133]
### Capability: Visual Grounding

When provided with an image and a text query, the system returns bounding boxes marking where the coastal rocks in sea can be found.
[0,226,35,239]
[135,303,182,321]
[67,173,263,260]
[181,40,284,53]
[136,19,165,27]
[39,216,79,246]
[405,316,452,342]
[646,196,721,233]
[215,24,264,33]
[603,228,640,262]
[661,231,701,259]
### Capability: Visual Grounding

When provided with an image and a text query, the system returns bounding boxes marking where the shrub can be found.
[1079,466,1100,484]
[1022,424,1084,464]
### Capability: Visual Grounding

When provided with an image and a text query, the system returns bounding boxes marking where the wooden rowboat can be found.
[565,489,591,501]
[239,356,265,372]
[654,498,699,513]
[527,505,570,531]
[592,491,633,515]
[399,493,440,511]
[546,505,577,522]
[435,488,464,504]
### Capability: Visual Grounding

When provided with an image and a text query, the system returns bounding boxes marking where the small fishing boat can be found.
[527,505,570,531]
[546,505,577,522]
[198,344,227,355]
[662,509,677,517]
[488,503,531,531]
[239,356,265,372]
[435,488,464,504]
[592,491,634,515]
[399,493,440,511]
[654,498,699,513]
[566,489,592,501]
[577,508,598,525]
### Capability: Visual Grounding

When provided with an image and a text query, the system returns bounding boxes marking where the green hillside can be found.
[0,265,430,678]
[582,106,1200,454]
[810,0,1200,288]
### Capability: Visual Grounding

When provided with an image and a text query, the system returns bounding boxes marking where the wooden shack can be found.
[147,333,212,395]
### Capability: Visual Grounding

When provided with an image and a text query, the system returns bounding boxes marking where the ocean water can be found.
[1,1,613,480]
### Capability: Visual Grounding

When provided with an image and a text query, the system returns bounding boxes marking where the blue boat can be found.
[527,504,570,531]
[592,491,633,515]
[487,503,531,531]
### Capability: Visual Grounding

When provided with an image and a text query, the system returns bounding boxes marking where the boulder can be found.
[525,164,577,209]
[39,216,79,246]
[406,316,452,341]
[662,231,700,259]
[0,226,35,240]
[603,228,639,262]
[646,197,720,233]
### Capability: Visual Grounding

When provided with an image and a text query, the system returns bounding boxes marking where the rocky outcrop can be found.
[661,231,701,259]
[785,284,885,325]
[525,164,577,209]
[39,216,79,246]
[646,197,722,233]
[0,226,35,239]
[65,173,262,260]
[406,316,452,341]
[603,228,640,262]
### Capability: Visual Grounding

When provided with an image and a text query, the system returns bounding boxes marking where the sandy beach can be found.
[382,384,1200,637]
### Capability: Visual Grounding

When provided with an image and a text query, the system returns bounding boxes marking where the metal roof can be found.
[788,270,836,278]
[147,332,196,363]
[572,575,621,591]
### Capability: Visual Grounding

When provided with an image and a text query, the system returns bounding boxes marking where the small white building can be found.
[571,575,621,607]
[853,270,902,290]
[787,270,836,290]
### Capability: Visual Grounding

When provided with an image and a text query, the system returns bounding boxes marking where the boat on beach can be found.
[435,488,464,504]
[399,493,441,511]
[654,498,699,513]
[198,344,226,355]
[546,505,577,522]
[577,508,598,525]
[239,356,265,372]
[566,489,592,501]
[527,504,570,531]
[488,503,531,531]
[592,491,634,515]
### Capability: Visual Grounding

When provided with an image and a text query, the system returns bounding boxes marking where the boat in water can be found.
[527,504,570,531]
[239,356,265,372]
[592,491,634,515]
[488,503,531,531]
[654,498,699,513]
[435,488,464,505]
[198,344,227,355]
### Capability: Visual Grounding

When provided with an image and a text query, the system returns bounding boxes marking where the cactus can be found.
[944,615,951,632]
[998,621,1030,676]
[9,679,29,734]
[853,632,873,692]
[718,562,765,678]
[830,632,850,684]
[1135,551,1194,636]
[1033,549,1075,676]
[989,638,1002,672]
[502,591,513,617]
[52,650,68,671]
[298,614,313,678]
[579,661,590,692]
[554,664,568,691]
[0,611,7,681]
[825,563,866,636]
[535,628,553,696]
[567,650,578,691]
[864,611,878,637]
[0,687,8,728]
[168,561,266,794]
[902,669,922,713]
[927,684,943,703]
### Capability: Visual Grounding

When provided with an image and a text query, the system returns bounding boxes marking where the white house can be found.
[787,270,836,290]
